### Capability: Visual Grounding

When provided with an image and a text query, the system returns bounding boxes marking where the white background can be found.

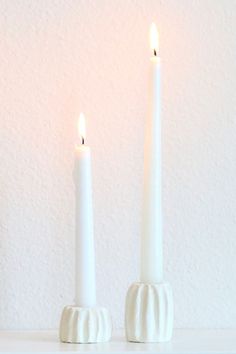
[0,0,236,329]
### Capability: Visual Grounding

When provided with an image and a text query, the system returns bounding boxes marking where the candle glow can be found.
[78,113,86,144]
[149,23,159,56]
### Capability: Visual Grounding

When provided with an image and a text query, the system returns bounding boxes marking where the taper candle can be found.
[140,23,163,283]
[74,113,96,307]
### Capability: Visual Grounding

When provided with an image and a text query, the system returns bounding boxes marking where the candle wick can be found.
[154,49,157,56]
[81,137,85,145]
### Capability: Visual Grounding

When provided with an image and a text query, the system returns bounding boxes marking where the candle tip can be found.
[149,23,159,55]
[78,113,86,145]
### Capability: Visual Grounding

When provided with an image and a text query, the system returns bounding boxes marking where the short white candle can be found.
[74,113,96,307]
[141,24,163,284]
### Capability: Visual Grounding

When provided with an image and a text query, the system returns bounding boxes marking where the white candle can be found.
[141,24,163,284]
[74,113,96,307]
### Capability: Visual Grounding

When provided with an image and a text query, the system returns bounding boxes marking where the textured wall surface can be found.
[0,0,236,329]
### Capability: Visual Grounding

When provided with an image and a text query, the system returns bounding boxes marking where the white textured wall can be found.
[0,0,236,329]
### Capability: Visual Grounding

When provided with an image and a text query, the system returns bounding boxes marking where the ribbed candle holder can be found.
[125,282,173,343]
[59,306,112,343]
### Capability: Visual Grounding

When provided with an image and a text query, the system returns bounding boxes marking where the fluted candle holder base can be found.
[125,282,173,343]
[59,306,112,343]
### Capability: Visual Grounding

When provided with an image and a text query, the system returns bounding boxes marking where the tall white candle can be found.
[74,113,96,307]
[141,24,163,283]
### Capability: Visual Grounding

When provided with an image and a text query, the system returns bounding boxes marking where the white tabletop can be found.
[0,330,236,354]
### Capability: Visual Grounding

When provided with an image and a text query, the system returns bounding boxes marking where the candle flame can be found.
[78,113,86,144]
[149,23,159,55]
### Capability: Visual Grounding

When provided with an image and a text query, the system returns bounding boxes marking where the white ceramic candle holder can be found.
[125,282,173,343]
[59,306,112,343]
